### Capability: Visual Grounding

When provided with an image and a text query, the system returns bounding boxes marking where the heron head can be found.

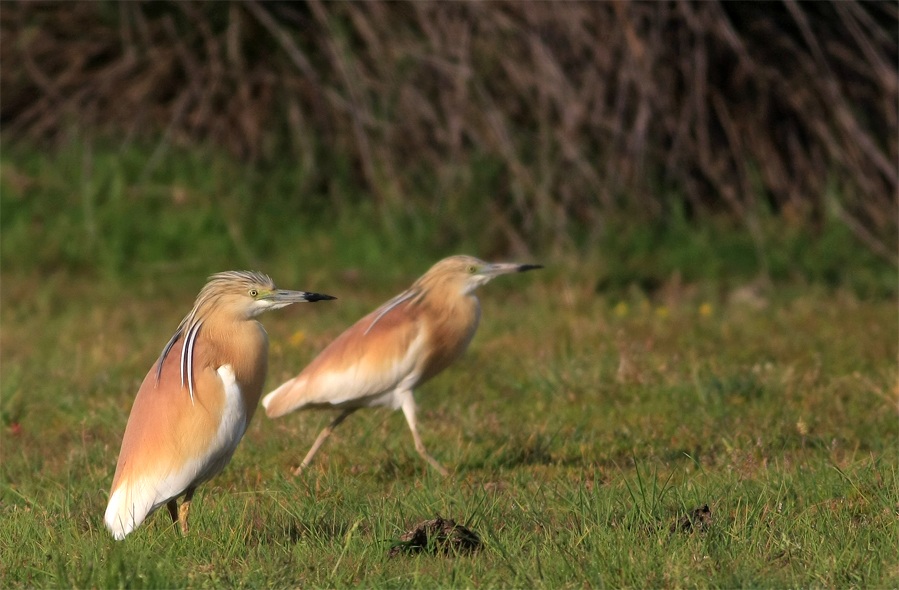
[423,255,542,295]
[197,271,336,319]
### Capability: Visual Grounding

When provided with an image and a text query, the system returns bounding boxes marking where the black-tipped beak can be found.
[302,292,337,302]
[481,262,544,277]
[267,290,336,306]
[517,264,543,272]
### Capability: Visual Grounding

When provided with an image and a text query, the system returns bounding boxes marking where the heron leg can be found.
[293,408,356,476]
[166,499,179,526]
[400,392,449,477]
[177,487,196,535]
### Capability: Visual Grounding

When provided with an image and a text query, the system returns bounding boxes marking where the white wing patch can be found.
[307,330,428,408]
[188,365,247,486]
[199,365,247,480]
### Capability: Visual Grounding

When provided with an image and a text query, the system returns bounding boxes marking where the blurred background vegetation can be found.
[2,6,897,586]
[1,0,896,294]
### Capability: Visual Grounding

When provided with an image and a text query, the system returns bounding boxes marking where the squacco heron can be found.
[262,255,541,476]
[104,271,334,540]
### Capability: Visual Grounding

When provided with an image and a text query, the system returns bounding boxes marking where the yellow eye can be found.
[468,265,477,274]
[249,289,258,297]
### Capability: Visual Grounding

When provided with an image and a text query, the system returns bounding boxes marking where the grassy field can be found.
[1,143,897,587]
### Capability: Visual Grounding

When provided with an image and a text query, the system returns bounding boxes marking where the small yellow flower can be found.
[614,302,629,317]
[655,306,669,318]
[796,418,809,436]
[699,302,713,317]
[289,330,306,347]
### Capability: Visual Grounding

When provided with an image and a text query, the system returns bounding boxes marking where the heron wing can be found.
[263,292,427,417]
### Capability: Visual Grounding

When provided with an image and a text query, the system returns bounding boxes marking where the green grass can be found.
[2,268,896,588]
[1,141,897,587]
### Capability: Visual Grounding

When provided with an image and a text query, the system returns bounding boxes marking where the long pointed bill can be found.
[265,289,336,310]
[481,262,543,276]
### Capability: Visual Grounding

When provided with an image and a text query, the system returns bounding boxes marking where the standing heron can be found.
[104,271,334,540]
[262,255,541,476]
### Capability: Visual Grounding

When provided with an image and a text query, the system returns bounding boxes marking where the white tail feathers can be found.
[104,482,154,540]
[261,379,298,418]
[104,467,196,540]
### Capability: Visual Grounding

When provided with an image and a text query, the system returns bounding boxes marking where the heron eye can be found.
[249,289,258,297]
[468,265,477,274]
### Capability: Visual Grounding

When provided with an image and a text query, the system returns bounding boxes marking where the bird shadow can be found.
[248,513,353,546]
[456,431,586,473]
[368,454,450,483]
